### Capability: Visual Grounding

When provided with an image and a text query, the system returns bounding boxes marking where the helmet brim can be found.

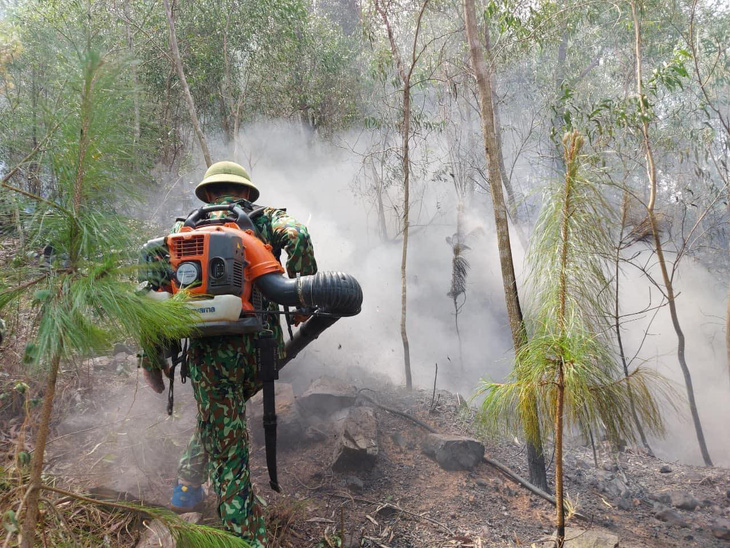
[195,173,260,202]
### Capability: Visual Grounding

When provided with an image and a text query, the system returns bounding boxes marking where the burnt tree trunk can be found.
[163,0,212,167]
[464,0,548,491]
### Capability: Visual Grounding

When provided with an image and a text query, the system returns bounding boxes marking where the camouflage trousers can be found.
[177,334,267,546]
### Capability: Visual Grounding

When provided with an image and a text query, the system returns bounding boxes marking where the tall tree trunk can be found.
[484,29,519,225]
[553,132,580,547]
[221,12,236,145]
[371,158,389,242]
[400,81,413,389]
[163,0,212,168]
[555,363,566,546]
[123,1,141,147]
[631,0,712,466]
[464,0,548,491]
[727,292,730,387]
[375,0,430,390]
[19,351,61,548]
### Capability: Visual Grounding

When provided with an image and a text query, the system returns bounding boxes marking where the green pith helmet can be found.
[195,161,260,202]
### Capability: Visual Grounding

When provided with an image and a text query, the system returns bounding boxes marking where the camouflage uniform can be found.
[146,197,316,544]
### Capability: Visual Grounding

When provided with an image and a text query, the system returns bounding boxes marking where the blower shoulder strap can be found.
[256,330,281,492]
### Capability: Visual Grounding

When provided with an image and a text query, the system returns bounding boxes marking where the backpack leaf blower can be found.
[139,203,363,491]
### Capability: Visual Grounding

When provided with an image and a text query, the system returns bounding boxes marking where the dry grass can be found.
[0,465,141,547]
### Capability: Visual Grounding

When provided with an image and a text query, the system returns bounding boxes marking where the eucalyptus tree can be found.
[464,0,552,491]
[367,0,435,389]
[630,0,714,466]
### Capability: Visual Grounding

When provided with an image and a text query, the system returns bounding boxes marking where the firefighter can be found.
[141,161,317,545]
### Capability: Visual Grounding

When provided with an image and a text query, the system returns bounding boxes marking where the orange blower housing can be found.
[166,222,284,311]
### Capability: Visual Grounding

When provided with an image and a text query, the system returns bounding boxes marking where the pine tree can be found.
[0,43,249,548]
[476,131,670,546]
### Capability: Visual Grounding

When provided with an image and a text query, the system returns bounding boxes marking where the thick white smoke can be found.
[149,120,729,467]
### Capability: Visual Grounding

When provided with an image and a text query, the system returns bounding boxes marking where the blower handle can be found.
[183,204,256,232]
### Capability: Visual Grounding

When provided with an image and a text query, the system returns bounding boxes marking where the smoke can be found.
[203,121,728,466]
[187,122,520,395]
[57,119,727,485]
[618,250,730,466]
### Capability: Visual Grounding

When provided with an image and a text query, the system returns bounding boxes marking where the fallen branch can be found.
[325,491,454,535]
[40,484,166,513]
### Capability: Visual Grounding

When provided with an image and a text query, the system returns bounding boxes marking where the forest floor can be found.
[1,343,730,547]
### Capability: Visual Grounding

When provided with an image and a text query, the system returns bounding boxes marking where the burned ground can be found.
[2,347,725,547]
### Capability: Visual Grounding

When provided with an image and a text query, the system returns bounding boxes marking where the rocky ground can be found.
[2,345,730,547]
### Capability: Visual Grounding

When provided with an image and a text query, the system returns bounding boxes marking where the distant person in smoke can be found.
[140,161,317,545]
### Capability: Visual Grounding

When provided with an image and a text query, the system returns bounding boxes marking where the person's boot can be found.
[170,481,204,512]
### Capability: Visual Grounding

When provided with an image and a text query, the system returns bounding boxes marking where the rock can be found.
[248,383,305,447]
[650,491,671,505]
[93,356,112,369]
[711,518,730,540]
[344,475,364,493]
[535,527,619,547]
[113,342,135,355]
[332,407,378,472]
[113,352,128,363]
[601,476,629,499]
[475,478,489,487]
[391,431,407,449]
[421,434,484,471]
[248,383,297,418]
[616,497,633,511]
[659,465,672,473]
[654,504,689,528]
[602,462,618,472]
[564,527,619,547]
[669,491,699,511]
[298,377,357,417]
[136,512,202,547]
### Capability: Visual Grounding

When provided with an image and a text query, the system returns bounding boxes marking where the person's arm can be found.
[264,208,317,277]
[139,345,166,393]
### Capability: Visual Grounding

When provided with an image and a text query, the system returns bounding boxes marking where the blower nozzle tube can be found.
[254,271,363,368]
[254,271,363,317]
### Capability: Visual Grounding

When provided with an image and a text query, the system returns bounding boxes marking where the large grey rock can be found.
[653,504,689,527]
[421,434,484,471]
[563,527,619,547]
[136,512,202,548]
[332,407,378,471]
[535,527,619,547]
[711,518,730,540]
[601,476,630,499]
[650,491,671,505]
[298,377,357,417]
[669,490,699,511]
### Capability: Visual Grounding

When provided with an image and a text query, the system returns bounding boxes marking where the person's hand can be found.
[292,313,310,326]
[143,368,166,394]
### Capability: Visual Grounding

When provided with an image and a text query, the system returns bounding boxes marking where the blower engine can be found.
[140,203,363,367]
